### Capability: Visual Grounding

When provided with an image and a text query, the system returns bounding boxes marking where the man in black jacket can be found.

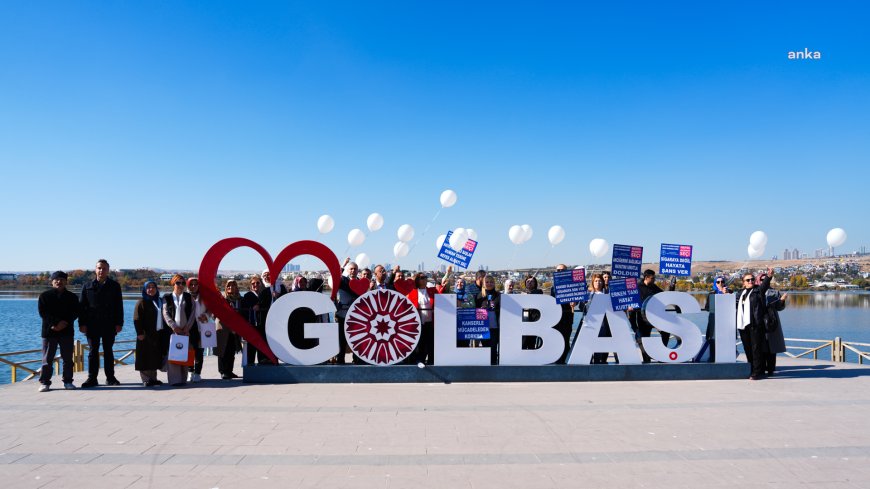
[37,271,79,392]
[243,274,271,365]
[79,259,124,387]
[632,269,676,363]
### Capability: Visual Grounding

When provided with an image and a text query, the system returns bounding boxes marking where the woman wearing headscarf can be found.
[133,281,165,387]
[216,279,244,379]
[476,275,502,365]
[737,268,773,380]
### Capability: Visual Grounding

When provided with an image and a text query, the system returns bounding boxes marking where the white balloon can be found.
[508,225,525,245]
[827,228,847,248]
[547,225,566,246]
[397,224,415,242]
[749,231,768,249]
[435,234,447,250]
[393,241,410,258]
[355,253,371,269]
[521,224,533,243]
[466,228,478,241]
[440,189,458,208]
[317,215,335,234]
[449,228,468,251]
[747,243,765,259]
[347,228,366,247]
[589,238,609,258]
[366,213,384,232]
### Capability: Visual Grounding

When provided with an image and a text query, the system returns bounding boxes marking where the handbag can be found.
[168,334,194,366]
[200,321,218,349]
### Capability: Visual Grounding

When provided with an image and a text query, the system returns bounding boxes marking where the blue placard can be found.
[552,269,588,304]
[457,308,491,340]
[437,230,478,269]
[659,243,693,277]
[611,244,643,278]
[608,277,641,311]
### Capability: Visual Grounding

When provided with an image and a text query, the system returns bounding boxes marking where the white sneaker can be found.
[63,383,76,390]
[38,384,50,392]
[191,374,202,383]
[187,372,194,382]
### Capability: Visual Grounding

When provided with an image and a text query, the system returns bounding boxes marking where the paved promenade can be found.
[2,356,870,488]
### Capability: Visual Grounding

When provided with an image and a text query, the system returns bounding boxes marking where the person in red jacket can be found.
[405,266,452,365]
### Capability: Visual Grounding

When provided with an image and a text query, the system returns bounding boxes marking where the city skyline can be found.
[1,2,867,271]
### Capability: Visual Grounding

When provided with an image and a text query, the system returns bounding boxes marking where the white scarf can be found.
[153,301,164,331]
[173,293,184,325]
[417,288,432,323]
[737,288,753,330]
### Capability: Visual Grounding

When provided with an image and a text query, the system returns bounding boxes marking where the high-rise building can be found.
[792,248,800,260]
[783,249,791,260]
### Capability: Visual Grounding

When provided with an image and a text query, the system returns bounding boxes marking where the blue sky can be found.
[1,1,868,272]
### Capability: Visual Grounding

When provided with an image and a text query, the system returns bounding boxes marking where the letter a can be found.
[567,294,642,365]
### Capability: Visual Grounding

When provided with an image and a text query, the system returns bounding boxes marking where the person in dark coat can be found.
[698,276,732,362]
[737,268,774,380]
[133,281,165,386]
[334,260,361,364]
[522,276,543,350]
[476,275,502,365]
[79,259,124,387]
[549,264,576,364]
[759,272,787,376]
[37,271,79,392]
[631,269,676,363]
[216,280,244,379]
[287,276,319,351]
[243,274,272,366]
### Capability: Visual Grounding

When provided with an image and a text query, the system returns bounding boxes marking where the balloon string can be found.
[407,207,442,255]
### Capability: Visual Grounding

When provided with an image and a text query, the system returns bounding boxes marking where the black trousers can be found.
[482,328,499,365]
[40,336,74,385]
[416,321,435,365]
[739,325,766,377]
[637,323,671,363]
[764,353,777,374]
[189,347,204,375]
[87,334,116,379]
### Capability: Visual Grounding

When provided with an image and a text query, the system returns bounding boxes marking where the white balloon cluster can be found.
[508,224,534,245]
[589,238,609,258]
[747,230,767,259]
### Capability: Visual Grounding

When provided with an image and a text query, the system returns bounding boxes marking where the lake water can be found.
[1,290,868,384]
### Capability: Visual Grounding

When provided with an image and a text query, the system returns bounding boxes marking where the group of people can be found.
[36,258,788,390]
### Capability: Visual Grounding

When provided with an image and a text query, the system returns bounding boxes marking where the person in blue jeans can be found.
[37,271,79,392]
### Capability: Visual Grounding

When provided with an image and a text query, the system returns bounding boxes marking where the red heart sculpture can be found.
[348,278,371,296]
[198,238,342,364]
[392,278,415,296]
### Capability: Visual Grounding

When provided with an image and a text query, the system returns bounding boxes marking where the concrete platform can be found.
[2,355,870,488]
[244,362,749,383]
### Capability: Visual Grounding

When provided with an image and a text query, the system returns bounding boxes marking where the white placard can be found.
[199,321,217,349]
[168,334,190,362]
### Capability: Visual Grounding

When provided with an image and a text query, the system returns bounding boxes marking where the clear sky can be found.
[1,1,868,272]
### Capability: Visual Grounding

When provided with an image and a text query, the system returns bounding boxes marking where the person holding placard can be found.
[406,268,452,365]
[549,264,576,364]
[476,275,502,365]
[162,275,196,386]
[631,269,676,363]
[586,273,611,364]
[186,277,211,382]
[133,281,165,387]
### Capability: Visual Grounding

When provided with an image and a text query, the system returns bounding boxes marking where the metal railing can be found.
[0,339,137,383]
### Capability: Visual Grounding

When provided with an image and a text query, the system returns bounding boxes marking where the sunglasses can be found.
[715,280,724,284]
[743,278,754,282]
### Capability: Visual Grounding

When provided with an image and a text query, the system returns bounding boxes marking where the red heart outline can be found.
[198,238,342,364]
[348,278,371,296]
[393,278,415,296]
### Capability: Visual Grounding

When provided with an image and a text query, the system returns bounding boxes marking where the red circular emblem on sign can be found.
[345,289,422,365]
[669,351,678,361]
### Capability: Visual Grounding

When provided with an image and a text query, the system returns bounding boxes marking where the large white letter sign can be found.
[499,294,568,365]
[641,291,703,363]
[567,294,643,365]
[434,295,490,366]
[266,291,339,365]
[714,293,737,363]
